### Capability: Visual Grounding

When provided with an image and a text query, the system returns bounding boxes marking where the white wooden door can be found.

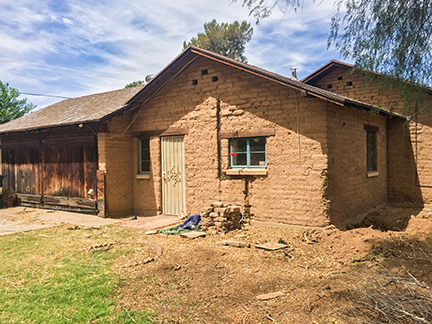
[161,136,186,215]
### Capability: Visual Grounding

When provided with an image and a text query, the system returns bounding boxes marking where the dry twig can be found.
[336,267,432,323]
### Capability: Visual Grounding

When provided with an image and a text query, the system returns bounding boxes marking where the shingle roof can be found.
[0,86,142,134]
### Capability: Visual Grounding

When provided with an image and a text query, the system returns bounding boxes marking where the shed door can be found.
[161,136,186,215]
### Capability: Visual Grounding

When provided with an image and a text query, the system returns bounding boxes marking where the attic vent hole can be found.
[346,81,353,86]
[212,76,219,82]
[201,69,208,75]
[327,84,333,89]
[192,79,198,85]
[338,76,343,80]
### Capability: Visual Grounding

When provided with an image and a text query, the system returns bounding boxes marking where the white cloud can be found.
[0,0,344,109]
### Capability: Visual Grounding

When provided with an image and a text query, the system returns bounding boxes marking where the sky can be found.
[0,0,347,110]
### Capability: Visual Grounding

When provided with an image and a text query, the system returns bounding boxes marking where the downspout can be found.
[217,99,222,180]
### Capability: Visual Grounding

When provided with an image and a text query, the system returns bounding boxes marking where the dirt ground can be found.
[109,205,432,323]
[4,205,432,323]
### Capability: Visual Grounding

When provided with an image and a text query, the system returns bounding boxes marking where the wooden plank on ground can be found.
[17,194,42,203]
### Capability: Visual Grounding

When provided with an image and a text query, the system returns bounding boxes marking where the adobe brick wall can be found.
[130,56,330,227]
[132,136,162,215]
[312,66,432,207]
[387,118,423,204]
[312,67,404,112]
[326,104,388,228]
[412,114,432,202]
[98,115,134,217]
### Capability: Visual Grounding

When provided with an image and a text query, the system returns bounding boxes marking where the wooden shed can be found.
[0,87,141,214]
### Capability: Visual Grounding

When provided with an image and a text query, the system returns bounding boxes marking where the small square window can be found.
[230,137,266,168]
[139,138,150,174]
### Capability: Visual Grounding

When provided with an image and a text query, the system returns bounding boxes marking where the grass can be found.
[0,225,156,324]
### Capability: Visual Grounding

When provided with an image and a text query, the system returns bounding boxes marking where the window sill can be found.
[226,168,268,176]
[136,173,151,180]
[367,171,379,178]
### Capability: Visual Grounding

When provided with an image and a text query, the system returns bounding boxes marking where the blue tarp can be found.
[179,214,201,230]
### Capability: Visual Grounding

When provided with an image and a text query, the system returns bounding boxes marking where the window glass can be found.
[139,138,150,173]
[366,131,377,171]
[232,139,247,153]
[232,153,247,166]
[230,137,266,168]
[250,153,266,166]
[249,137,265,152]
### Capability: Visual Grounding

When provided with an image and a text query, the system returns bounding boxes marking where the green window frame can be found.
[229,137,267,168]
[365,125,378,172]
[139,138,150,174]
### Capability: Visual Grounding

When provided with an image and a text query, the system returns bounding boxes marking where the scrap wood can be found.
[216,240,251,248]
[256,291,284,301]
[180,231,206,239]
[255,242,290,251]
[82,241,163,267]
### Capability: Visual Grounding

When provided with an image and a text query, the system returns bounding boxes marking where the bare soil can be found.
[114,205,432,323]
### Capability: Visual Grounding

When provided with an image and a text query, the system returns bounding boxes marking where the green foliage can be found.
[235,0,432,115]
[125,80,145,89]
[0,81,35,124]
[183,19,253,62]
[237,0,301,23]
[329,0,432,87]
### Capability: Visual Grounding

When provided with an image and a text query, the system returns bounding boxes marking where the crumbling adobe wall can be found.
[131,56,330,227]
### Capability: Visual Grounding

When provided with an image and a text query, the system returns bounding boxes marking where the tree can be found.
[125,80,145,89]
[183,19,253,63]
[237,0,432,114]
[0,81,35,124]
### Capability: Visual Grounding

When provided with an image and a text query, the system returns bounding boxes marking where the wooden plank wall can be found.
[1,128,98,209]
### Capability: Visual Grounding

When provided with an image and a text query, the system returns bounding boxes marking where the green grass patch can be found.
[0,226,156,324]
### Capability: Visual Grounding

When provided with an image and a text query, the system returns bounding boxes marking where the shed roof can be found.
[0,86,142,134]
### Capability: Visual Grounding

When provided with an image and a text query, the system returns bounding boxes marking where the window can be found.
[139,138,150,173]
[230,137,266,168]
[364,125,378,172]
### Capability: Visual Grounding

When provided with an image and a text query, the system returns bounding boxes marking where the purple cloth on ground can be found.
[179,214,201,229]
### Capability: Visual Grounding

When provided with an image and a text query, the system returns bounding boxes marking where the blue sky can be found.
[0,0,346,109]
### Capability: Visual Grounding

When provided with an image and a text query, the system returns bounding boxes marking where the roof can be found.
[0,48,404,136]
[301,60,354,84]
[301,59,432,95]
[126,47,404,119]
[0,86,142,134]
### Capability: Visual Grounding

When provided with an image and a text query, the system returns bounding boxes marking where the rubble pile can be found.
[200,202,246,232]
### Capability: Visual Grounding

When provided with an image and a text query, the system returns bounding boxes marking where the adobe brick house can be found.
[1,47,427,229]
